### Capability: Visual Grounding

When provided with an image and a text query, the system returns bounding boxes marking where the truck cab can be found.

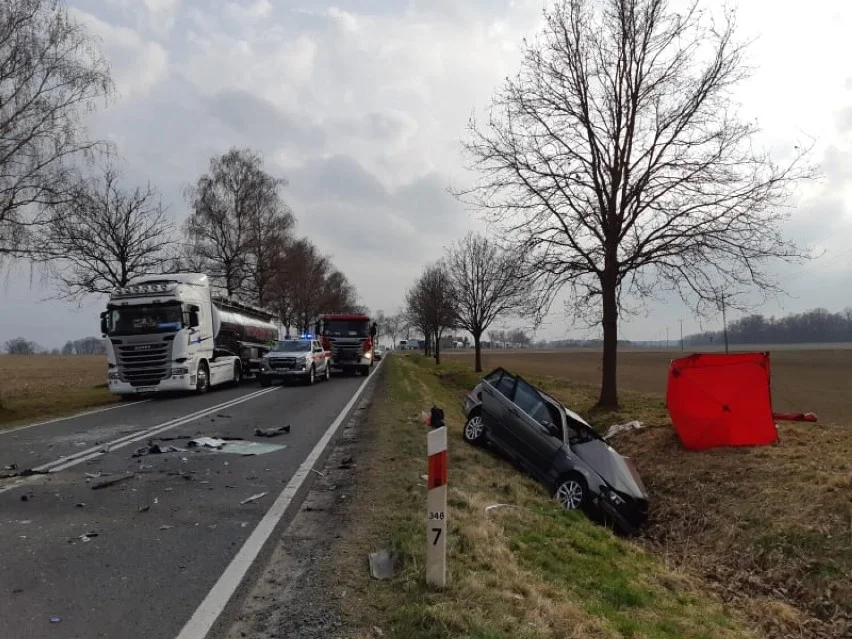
[315,313,378,376]
[259,338,331,386]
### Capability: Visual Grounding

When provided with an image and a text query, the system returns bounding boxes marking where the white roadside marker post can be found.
[426,422,448,587]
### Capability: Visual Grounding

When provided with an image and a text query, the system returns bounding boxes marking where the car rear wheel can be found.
[462,413,486,445]
[554,474,587,511]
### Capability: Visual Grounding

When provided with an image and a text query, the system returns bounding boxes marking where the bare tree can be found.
[445,232,528,372]
[33,166,173,299]
[184,148,292,299]
[5,336,39,354]
[458,0,814,407]
[383,312,404,348]
[0,0,113,256]
[406,264,456,365]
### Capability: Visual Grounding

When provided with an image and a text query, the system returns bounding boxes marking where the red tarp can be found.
[666,352,778,450]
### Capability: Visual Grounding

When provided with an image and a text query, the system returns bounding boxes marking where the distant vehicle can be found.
[374,345,384,360]
[461,367,649,533]
[259,338,331,386]
[315,313,378,376]
[407,339,421,351]
[100,273,278,396]
[397,339,408,351]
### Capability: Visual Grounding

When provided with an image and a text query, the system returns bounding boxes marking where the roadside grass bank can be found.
[407,354,851,639]
[334,354,753,639]
[0,355,114,428]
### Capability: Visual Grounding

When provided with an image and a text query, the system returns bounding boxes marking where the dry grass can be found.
[0,355,114,427]
[445,348,852,426]
[335,355,753,639]
[443,349,852,639]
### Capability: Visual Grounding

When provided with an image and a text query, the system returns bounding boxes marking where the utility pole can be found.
[679,319,684,351]
[721,294,729,354]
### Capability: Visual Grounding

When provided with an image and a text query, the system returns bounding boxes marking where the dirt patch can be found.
[445,348,852,425]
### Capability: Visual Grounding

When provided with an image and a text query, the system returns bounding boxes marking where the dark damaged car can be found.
[462,368,649,533]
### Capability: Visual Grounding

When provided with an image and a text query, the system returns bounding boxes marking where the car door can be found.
[478,369,518,456]
[312,340,327,372]
[504,377,565,482]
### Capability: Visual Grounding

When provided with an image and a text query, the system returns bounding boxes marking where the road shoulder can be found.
[220,368,383,639]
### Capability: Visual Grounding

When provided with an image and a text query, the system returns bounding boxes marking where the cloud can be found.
[72,9,169,99]
[3,0,852,346]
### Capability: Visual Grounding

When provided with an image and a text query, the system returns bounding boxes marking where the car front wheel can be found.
[554,474,587,511]
[462,413,486,445]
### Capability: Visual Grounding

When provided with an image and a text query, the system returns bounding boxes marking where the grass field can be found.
[336,355,754,639]
[436,348,852,638]
[0,355,114,427]
[445,348,852,426]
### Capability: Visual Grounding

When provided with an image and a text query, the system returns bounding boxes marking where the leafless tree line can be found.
[402,232,534,369]
[0,1,361,333]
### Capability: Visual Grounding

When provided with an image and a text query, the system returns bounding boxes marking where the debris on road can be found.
[159,525,173,531]
[20,494,30,502]
[49,615,62,624]
[132,441,186,457]
[85,472,105,479]
[90,473,135,490]
[75,503,85,508]
[217,413,232,419]
[138,505,150,513]
[368,550,396,580]
[604,420,645,440]
[4,463,17,471]
[69,532,98,543]
[254,424,290,437]
[310,468,324,477]
[187,437,227,449]
[240,491,269,505]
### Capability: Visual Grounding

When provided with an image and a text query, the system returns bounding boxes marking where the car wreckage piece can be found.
[462,367,649,533]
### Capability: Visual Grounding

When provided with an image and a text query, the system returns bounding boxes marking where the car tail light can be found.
[363,337,372,353]
[322,336,331,350]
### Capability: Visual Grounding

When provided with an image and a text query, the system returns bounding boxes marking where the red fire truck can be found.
[315,313,378,376]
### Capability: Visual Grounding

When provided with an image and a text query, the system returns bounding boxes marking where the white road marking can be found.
[0,400,151,436]
[31,387,279,474]
[175,361,384,639]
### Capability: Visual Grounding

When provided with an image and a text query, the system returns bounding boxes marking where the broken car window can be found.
[513,378,550,425]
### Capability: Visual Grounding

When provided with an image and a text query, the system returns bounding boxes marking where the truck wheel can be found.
[232,363,242,386]
[306,365,316,385]
[196,362,210,394]
[259,375,271,388]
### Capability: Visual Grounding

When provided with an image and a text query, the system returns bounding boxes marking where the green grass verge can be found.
[335,354,752,639]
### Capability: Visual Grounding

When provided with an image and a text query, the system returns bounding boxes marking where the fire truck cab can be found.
[315,313,378,376]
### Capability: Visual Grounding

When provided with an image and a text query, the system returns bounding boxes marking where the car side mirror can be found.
[99,312,108,335]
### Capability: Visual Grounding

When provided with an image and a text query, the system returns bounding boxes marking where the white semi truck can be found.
[100,273,279,396]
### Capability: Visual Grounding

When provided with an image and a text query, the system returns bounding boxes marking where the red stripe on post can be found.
[427,450,447,489]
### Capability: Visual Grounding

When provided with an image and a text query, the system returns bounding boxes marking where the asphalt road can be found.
[0,370,377,639]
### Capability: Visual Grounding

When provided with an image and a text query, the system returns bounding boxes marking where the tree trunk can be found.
[473,331,483,373]
[597,274,619,408]
[434,330,441,365]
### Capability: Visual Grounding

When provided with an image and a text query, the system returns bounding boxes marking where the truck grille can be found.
[329,338,364,362]
[115,341,171,387]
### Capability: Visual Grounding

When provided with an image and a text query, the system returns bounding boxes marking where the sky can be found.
[1,0,851,348]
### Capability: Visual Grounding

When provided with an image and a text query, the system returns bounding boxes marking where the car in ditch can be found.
[258,338,331,386]
[462,367,649,533]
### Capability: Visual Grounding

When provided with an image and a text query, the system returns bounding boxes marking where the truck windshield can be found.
[107,303,184,336]
[271,340,311,352]
[324,319,369,337]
